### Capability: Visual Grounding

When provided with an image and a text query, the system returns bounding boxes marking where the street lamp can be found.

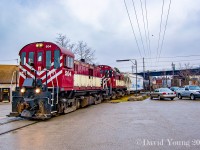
[116,59,138,95]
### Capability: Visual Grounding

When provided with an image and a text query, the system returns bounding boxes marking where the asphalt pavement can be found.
[0,102,11,119]
[1,98,200,150]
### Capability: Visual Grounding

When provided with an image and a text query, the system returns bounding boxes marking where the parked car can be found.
[175,87,185,96]
[170,86,179,92]
[150,88,176,100]
[177,85,200,100]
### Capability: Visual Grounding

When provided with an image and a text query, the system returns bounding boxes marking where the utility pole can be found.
[171,62,175,86]
[143,57,145,79]
[132,65,134,74]
[164,71,167,87]
[148,70,151,93]
[135,60,138,96]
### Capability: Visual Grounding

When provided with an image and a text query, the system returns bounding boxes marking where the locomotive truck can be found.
[9,42,128,119]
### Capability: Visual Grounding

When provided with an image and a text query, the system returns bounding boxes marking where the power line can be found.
[143,54,200,60]
[144,0,152,66]
[123,0,142,57]
[145,58,200,63]
[139,0,148,56]
[131,0,146,56]
[158,0,172,61]
[144,0,151,55]
[115,58,200,67]
[156,0,165,63]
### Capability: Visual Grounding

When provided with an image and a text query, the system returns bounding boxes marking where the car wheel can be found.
[178,94,182,99]
[150,96,153,100]
[170,98,174,100]
[158,95,161,100]
[190,94,195,100]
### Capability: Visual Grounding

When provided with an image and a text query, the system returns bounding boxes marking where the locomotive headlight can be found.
[39,43,43,47]
[35,88,41,94]
[20,87,26,93]
[36,43,43,48]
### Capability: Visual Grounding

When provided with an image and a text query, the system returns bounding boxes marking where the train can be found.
[124,73,144,93]
[9,42,131,119]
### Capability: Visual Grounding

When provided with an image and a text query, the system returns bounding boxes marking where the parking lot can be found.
[0,98,200,150]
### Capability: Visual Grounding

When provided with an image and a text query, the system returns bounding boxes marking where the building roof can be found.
[0,65,18,84]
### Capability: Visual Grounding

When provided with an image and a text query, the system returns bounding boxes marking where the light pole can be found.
[116,59,137,95]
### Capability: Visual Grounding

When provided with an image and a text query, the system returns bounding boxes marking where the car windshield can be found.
[189,86,200,90]
[159,88,172,92]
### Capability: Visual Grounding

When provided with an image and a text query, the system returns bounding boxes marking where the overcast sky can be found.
[0,0,200,73]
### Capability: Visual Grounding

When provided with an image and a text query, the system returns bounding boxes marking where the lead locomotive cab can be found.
[10,42,75,119]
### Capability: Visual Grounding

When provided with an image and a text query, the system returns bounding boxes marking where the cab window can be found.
[28,52,34,64]
[46,51,51,69]
[21,52,26,65]
[54,50,60,69]
[37,52,42,62]
[65,56,74,68]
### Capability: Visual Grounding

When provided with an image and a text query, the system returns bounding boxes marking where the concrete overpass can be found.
[138,68,200,80]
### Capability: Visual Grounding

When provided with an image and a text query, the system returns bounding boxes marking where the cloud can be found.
[0,0,200,72]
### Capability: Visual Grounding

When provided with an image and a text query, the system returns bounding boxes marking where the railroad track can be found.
[0,119,39,136]
[0,117,23,126]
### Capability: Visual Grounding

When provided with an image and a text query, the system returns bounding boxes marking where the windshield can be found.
[189,86,200,90]
[21,52,26,65]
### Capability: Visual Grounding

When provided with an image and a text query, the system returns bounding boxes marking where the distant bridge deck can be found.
[138,68,200,79]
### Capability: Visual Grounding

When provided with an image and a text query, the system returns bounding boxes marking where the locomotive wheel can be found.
[58,102,65,114]
[121,91,125,97]
[64,100,77,114]
[111,92,117,100]
[94,95,102,105]
[76,99,81,109]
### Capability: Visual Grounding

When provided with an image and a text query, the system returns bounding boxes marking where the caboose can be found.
[9,42,127,119]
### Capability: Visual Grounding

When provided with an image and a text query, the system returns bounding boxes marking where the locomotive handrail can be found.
[42,97,50,106]
[52,69,59,105]
[45,69,55,106]
[45,69,59,106]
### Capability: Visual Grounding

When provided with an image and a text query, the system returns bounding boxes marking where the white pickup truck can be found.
[177,85,200,100]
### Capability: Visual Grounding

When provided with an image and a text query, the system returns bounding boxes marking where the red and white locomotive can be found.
[10,42,127,119]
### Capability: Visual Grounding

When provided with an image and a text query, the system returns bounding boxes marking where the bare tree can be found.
[75,41,95,63]
[55,33,71,48]
[178,63,194,85]
[55,33,76,52]
[55,34,95,63]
